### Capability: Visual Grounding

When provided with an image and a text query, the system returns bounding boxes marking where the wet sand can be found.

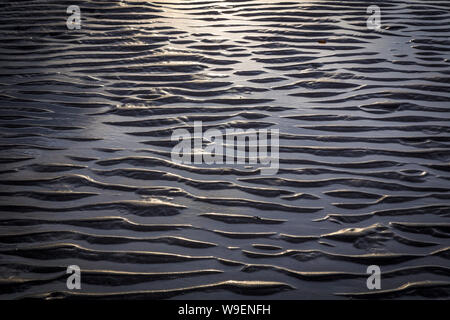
[0,0,449,299]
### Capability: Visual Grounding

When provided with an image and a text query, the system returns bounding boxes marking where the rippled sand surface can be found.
[0,0,449,299]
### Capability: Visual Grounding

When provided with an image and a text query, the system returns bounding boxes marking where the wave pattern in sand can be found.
[0,0,449,299]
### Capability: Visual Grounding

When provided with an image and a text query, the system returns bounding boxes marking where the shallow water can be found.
[0,0,449,299]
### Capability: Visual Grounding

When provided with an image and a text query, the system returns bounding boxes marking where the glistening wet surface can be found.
[0,0,449,299]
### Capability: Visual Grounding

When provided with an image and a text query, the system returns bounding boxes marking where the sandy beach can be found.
[0,0,449,299]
